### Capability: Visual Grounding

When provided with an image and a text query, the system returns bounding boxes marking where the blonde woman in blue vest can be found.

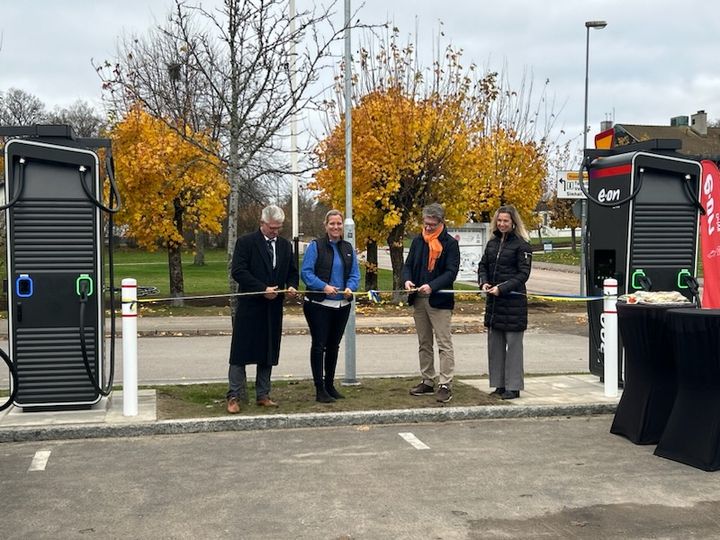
[301,210,360,403]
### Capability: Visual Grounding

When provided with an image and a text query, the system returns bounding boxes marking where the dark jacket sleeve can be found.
[478,243,490,286]
[231,236,267,292]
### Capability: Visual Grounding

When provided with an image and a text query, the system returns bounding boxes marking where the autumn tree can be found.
[97,0,348,292]
[464,127,547,227]
[313,27,497,296]
[465,68,564,227]
[110,106,229,302]
[547,196,580,251]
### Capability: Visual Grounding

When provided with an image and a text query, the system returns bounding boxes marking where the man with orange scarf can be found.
[402,203,461,403]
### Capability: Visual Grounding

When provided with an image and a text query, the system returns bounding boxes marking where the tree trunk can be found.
[193,229,206,266]
[387,225,406,303]
[168,245,184,307]
[227,182,240,314]
[536,226,543,245]
[364,239,378,291]
[169,198,185,307]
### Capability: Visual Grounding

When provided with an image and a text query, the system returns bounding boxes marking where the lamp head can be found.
[585,20,608,29]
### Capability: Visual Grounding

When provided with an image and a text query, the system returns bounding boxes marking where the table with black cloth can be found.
[654,308,720,471]
[610,302,687,444]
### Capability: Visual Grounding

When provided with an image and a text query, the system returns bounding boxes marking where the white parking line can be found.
[28,450,52,472]
[399,432,430,450]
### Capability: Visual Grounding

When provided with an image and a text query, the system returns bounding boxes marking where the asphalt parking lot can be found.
[2,415,719,539]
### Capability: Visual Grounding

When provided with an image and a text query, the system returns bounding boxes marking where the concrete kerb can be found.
[0,402,617,443]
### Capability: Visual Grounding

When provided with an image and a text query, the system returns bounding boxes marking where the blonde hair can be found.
[324,209,343,224]
[491,205,530,241]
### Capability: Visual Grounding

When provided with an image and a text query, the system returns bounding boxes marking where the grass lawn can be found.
[153,376,499,419]
[533,249,580,266]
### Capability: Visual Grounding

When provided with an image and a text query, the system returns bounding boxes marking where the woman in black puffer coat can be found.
[478,205,533,400]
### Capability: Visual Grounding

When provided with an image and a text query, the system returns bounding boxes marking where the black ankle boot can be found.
[325,385,345,399]
[316,388,335,403]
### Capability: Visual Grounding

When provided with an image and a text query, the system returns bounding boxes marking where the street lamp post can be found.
[343,0,358,385]
[580,19,607,296]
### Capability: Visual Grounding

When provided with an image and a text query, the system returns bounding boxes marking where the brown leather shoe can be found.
[226,397,240,414]
[256,396,278,407]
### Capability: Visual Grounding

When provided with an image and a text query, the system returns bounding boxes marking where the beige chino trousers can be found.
[412,296,455,387]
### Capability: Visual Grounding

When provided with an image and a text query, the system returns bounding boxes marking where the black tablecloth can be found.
[654,308,720,471]
[610,302,686,444]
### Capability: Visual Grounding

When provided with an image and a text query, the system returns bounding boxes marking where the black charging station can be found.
[584,141,703,378]
[1,125,120,410]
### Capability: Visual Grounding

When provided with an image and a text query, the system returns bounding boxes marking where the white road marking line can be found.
[399,432,430,450]
[28,450,52,472]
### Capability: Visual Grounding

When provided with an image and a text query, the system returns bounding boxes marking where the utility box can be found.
[4,138,104,408]
[585,150,702,377]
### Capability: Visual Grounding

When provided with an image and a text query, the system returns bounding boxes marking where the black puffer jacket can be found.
[478,230,532,331]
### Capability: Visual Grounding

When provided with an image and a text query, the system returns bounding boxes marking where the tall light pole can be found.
[343,0,358,385]
[580,19,607,296]
[289,0,299,265]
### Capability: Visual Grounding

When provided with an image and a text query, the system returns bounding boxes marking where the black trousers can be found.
[302,300,351,388]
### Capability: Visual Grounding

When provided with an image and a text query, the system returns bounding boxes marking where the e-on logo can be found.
[598,187,621,203]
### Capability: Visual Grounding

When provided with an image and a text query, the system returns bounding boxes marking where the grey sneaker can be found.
[409,382,435,396]
[436,385,452,403]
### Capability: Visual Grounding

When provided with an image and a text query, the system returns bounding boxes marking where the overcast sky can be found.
[1,0,719,151]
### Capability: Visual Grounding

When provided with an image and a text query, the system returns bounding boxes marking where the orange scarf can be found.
[422,224,444,271]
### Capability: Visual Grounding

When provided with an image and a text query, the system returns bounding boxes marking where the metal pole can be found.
[289,0,300,265]
[580,25,590,296]
[343,0,358,385]
[580,21,607,296]
[121,278,138,416]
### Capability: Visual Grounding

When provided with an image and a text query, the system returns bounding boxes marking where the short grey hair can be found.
[422,203,445,222]
[261,205,285,223]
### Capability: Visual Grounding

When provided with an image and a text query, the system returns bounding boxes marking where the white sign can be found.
[557,170,588,199]
[447,224,489,282]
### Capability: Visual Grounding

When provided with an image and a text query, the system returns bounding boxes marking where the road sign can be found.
[557,170,588,199]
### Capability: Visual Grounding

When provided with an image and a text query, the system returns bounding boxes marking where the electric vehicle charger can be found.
[580,143,703,378]
[1,126,122,409]
[0,158,26,410]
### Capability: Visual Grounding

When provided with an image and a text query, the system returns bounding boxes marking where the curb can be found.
[0,402,617,443]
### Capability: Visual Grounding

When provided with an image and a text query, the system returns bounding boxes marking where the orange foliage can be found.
[110,106,229,250]
[465,128,547,226]
[313,89,475,245]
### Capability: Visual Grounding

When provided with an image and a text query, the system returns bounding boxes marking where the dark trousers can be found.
[227,363,273,401]
[303,301,351,389]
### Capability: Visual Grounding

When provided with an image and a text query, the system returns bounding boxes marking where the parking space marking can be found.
[28,450,51,472]
[399,432,430,450]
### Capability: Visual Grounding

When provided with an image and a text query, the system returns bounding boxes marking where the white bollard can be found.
[603,278,618,397]
[122,278,138,416]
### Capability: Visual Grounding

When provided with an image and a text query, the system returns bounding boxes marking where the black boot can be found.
[325,383,345,399]
[316,387,335,403]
